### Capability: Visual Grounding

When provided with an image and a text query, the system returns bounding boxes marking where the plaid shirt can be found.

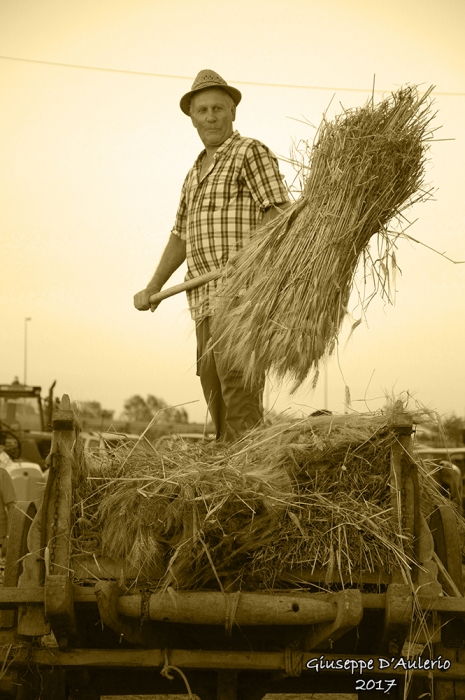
[171,130,289,319]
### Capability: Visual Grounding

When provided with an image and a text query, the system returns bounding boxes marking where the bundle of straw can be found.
[210,85,435,390]
[71,404,454,591]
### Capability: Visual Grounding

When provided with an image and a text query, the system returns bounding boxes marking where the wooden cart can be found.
[0,396,464,700]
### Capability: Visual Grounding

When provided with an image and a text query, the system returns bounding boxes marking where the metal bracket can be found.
[305,589,363,650]
[94,580,154,647]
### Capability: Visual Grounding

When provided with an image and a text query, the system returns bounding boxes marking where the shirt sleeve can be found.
[171,173,189,241]
[241,141,290,211]
[0,468,16,505]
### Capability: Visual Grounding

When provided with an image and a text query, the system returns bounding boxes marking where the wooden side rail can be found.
[1,586,465,615]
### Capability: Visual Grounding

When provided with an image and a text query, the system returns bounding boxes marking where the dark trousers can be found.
[196,317,264,442]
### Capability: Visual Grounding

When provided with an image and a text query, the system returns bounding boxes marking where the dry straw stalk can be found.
[210,85,436,390]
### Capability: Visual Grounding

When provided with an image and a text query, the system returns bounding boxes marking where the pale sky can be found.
[1,0,464,423]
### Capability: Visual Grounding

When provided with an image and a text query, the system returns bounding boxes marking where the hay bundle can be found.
[71,406,448,590]
[72,439,293,587]
[210,85,435,390]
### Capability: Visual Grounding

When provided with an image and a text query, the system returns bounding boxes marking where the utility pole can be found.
[24,317,32,385]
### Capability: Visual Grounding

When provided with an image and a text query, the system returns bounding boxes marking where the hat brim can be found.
[180,85,242,115]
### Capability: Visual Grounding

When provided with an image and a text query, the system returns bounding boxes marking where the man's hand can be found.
[262,202,291,226]
[133,288,161,312]
[133,234,187,314]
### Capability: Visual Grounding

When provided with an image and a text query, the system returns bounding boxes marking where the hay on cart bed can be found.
[71,403,458,591]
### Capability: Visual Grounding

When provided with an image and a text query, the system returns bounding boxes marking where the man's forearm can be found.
[146,233,187,291]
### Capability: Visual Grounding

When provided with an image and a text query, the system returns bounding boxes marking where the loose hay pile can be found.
[71,405,456,591]
[210,85,435,391]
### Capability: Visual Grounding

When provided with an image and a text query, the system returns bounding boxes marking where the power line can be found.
[1,54,464,97]
[0,54,185,80]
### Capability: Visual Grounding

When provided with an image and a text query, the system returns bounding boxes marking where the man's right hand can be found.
[133,234,186,314]
[133,288,161,312]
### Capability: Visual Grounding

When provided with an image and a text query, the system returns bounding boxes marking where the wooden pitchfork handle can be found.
[148,269,221,306]
[147,201,302,306]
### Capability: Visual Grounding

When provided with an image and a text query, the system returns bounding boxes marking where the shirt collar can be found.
[195,130,240,166]
[212,130,240,159]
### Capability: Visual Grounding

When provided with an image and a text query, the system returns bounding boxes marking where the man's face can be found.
[190,88,235,150]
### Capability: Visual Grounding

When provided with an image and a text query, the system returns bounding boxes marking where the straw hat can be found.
[180,69,242,115]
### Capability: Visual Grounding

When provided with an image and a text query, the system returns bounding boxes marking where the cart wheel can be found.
[0,501,37,628]
[429,504,464,595]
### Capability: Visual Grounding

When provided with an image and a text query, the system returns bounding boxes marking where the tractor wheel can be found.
[0,501,37,628]
[429,504,464,595]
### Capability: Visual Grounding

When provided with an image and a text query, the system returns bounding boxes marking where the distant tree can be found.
[146,395,189,423]
[442,414,465,446]
[76,401,114,420]
[122,394,188,424]
[122,395,152,422]
[421,413,465,447]
[145,395,166,414]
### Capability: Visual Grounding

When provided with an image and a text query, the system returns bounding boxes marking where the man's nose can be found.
[206,110,216,121]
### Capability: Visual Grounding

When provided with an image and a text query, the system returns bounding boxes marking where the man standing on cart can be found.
[134,70,289,442]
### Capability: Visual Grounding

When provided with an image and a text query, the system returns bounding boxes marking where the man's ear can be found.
[231,104,236,121]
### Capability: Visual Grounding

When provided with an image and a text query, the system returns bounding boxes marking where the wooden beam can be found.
[1,648,464,680]
[417,595,465,614]
[1,586,464,617]
[0,587,45,607]
[117,589,338,626]
[45,574,76,643]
